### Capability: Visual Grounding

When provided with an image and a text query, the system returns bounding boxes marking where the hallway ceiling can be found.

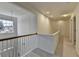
[14,2,78,19]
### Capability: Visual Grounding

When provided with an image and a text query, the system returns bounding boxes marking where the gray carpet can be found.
[25,48,57,57]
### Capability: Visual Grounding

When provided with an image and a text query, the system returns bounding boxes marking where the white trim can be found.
[21,48,36,57]
[38,31,60,36]
[0,47,14,53]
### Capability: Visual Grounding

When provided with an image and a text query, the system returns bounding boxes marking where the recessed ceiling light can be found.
[58,20,64,24]
[62,14,68,17]
[46,11,50,14]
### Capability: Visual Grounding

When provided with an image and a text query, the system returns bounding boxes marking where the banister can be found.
[0,33,38,41]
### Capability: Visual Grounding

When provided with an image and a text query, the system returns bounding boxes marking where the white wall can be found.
[37,34,59,54]
[17,12,37,36]
[73,4,79,55]
[17,8,38,56]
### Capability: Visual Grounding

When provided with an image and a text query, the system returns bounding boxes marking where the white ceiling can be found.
[14,2,78,20]
[0,2,31,17]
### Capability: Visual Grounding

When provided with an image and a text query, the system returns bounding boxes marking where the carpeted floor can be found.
[25,48,57,57]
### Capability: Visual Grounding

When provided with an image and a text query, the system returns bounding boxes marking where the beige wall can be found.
[64,20,70,39]
[50,20,70,39]
[50,20,59,33]
[73,4,79,55]
[37,13,51,34]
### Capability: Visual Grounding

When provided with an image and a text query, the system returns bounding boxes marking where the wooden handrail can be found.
[0,33,38,41]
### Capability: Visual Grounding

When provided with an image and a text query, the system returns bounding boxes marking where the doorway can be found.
[73,16,76,46]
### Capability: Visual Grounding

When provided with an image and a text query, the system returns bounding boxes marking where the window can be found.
[0,19,14,33]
